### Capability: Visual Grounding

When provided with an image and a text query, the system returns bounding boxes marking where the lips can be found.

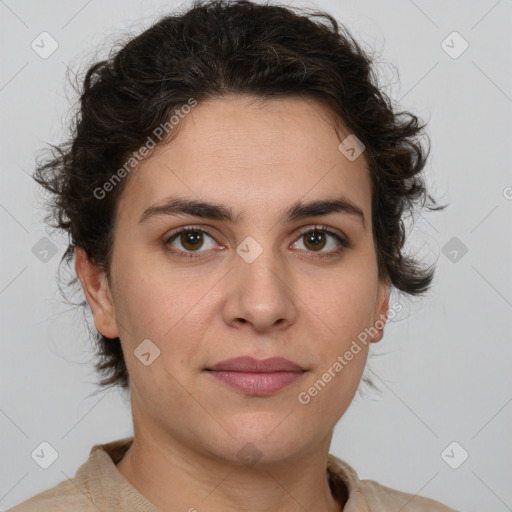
[205,356,305,373]
[204,356,306,395]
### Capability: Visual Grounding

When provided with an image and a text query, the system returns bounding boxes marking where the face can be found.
[78,94,389,465]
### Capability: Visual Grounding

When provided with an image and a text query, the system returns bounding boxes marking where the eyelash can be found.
[164,225,350,260]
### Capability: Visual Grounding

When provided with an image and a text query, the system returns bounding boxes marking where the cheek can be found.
[296,258,377,408]
[112,250,199,336]
[111,259,213,380]
[298,310,370,423]
[302,258,379,345]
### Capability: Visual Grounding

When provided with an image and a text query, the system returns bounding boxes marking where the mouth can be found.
[204,356,307,395]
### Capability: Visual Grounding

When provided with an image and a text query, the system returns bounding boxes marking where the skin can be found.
[76,94,390,512]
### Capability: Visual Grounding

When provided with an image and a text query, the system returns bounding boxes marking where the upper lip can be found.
[206,356,305,373]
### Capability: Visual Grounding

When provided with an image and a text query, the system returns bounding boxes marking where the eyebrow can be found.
[139,194,366,229]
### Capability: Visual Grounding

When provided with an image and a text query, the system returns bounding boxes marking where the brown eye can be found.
[291,226,349,257]
[178,231,204,251]
[165,227,218,257]
[303,230,327,251]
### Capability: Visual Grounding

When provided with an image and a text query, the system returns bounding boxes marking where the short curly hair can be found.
[34,0,446,391]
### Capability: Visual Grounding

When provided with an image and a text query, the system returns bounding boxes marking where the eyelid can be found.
[295,224,348,244]
[291,224,350,259]
[163,223,349,257]
[165,225,218,241]
[164,225,221,255]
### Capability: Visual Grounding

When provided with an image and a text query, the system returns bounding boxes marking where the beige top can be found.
[10,437,459,511]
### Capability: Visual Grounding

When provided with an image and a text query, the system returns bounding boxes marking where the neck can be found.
[116,426,344,512]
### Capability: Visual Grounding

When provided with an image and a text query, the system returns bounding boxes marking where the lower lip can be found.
[206,370,305,395]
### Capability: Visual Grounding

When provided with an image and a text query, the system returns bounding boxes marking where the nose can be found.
[222,248,298,333]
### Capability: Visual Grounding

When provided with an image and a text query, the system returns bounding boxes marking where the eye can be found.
[291,225,349,257]
[164,224,349,259]
[164,227,220,258]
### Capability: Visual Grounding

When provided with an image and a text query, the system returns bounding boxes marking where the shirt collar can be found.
[82,437,370,511]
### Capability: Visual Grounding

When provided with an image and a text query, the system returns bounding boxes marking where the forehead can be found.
[117,95,372,224]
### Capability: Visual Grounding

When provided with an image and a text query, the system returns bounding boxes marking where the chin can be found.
[201,413,313,465]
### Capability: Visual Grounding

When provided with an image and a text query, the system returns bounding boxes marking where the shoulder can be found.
[327,453,461,512]
[8,478,97,512]
[357,478,460,511]
[8,437,134,512]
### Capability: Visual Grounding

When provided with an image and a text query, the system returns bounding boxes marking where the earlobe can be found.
[74,246,119,339]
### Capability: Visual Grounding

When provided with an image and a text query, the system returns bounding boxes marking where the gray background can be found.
[1,0,511,510]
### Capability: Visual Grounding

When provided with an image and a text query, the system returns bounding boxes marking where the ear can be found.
[370,276,390,343]
[75,246,119,339]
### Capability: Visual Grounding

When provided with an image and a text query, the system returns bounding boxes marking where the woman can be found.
[11,0,457,510]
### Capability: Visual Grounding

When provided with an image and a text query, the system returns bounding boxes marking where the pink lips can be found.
[205,356,306,395]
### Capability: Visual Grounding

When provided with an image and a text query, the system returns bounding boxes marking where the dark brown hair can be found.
[34,0,446,391]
